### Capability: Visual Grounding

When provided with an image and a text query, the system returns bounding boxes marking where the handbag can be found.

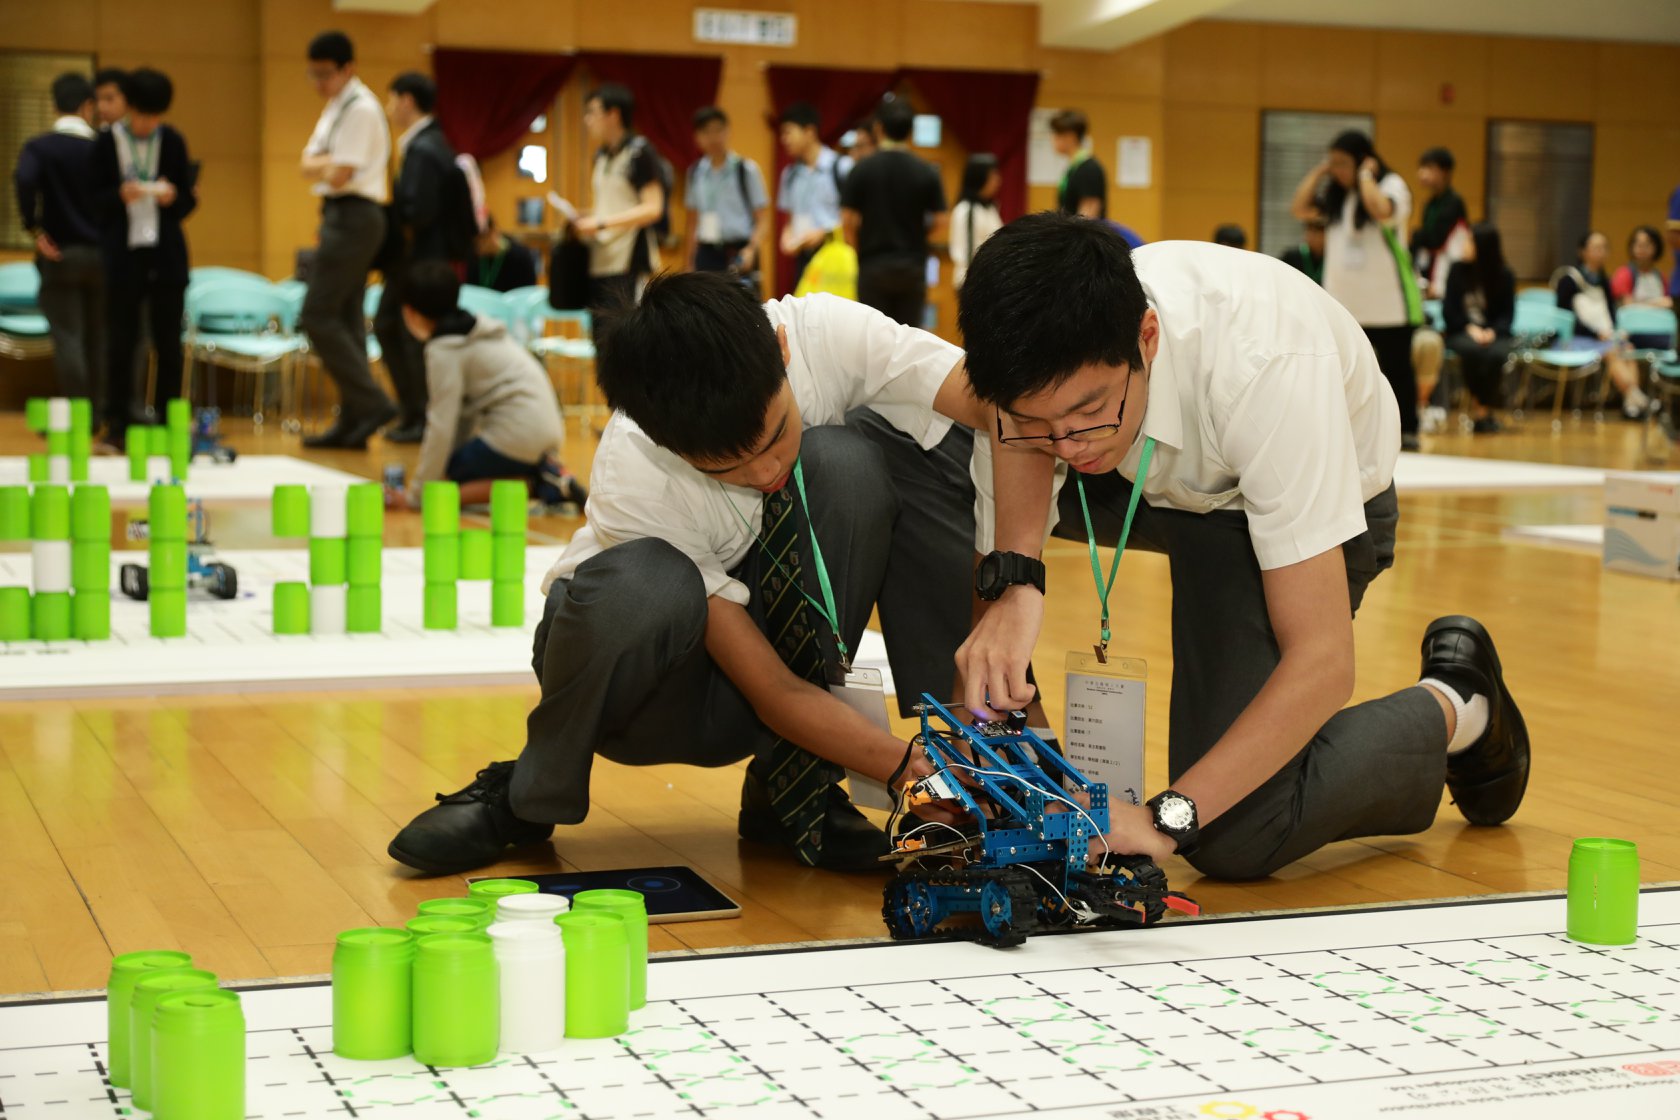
[794,229,858,301]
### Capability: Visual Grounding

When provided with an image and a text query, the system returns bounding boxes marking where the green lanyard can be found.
[722,458,849,669]
[1074,436,1155,662]
[119,126,159,183]
[479,248,505,289]
[1058,148,1090,199]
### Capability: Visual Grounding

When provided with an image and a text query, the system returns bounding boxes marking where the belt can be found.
[322,194,380,208]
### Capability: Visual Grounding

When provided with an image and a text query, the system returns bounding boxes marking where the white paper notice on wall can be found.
[1028,108,1068,188]
[1117,136,1152,188]
[694,9,797,47]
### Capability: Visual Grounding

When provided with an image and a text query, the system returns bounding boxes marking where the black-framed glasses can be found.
[995,375,1131,447]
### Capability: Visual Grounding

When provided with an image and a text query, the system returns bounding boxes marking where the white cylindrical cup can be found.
[497,893,569,923]
[146,456,172,485]
[310,484,348,539]
[49,456,70,484]
[486,921,566,1054]
[311,582,347,635]
[32,540,72,593]
[48,397,71,432]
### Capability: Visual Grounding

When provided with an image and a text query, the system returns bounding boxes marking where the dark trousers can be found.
[300,197,390,423]
[695,241,749,273]
[1054,476,1446,880]
[509,420,975,824]
[104,249,184,439]
[373,264,429,425]
[1444,331,1514,408]
[445,436,559,505]
[1365,325,1419,435]
[857,258,928,328]
[37,245,104,405]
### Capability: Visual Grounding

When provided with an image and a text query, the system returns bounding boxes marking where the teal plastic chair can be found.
[1617,304,1677,358]
[0,262,51,358]
[0,261,42,309]
[185,283,306,427]
[189,266,271,289]
[458,283,511,326]
[1421,298,1445,333]
[1511,305,1606,430]
[504,286,596,410]
[1516,287,1556,308]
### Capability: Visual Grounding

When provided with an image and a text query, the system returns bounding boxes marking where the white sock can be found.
[1420,678,1489,753]
[1625,386,1650,413]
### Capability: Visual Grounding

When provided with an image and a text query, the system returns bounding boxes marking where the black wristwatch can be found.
[1146,790,1200,856]
[975,551,1046,601]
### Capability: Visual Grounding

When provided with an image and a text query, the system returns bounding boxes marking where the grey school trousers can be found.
[1059,475,1448,880]
[509,419,976,824]
[299,197,392,423]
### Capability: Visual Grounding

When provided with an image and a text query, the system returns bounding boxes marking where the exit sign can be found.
[694,9,797,47]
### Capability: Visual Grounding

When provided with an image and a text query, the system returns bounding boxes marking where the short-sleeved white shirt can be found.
[1322,171,1412,327]
[544,294,962,604]
[303,77,390,204]
[973,241,1400,572]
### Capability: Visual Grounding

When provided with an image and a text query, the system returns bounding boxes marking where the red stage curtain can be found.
[578,51,724,172]
[764,65,898,295]
[432,48,578,160]
[899,68,1041,222]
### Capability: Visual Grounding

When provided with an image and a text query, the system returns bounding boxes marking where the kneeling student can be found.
[390,272,982,875]
[399,260,585,508]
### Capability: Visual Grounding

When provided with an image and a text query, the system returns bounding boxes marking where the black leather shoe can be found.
[1420,616,1530,826]
[739,769,889,871]
[383,421,425,444]
[304,404,398,450]
[389,761,555,875]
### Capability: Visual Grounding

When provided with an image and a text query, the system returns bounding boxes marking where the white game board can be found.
[1392,453,1607,494]
[0,454,366,505]
[2,890,1677,1118]
[0,548,900,699]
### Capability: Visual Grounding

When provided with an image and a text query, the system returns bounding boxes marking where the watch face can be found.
[1156,796,1195,832]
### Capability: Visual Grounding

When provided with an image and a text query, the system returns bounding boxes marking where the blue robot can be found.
[882,694,1198,948]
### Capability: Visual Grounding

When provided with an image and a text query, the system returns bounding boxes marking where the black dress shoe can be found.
[304,404,398,451]
[383,421,425,444]
[389,761,555,876]
[739,768,889,871]
[1420,616,1530,826]
[1401,433,1423,452]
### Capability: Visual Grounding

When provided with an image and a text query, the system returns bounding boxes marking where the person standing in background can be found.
[840,96,946,328]
[1410,148,1468,298]
[949,154,1001,290]
[1442,223,1516,434]
[1213,224,1247,249]
[683,106,769,284]
[377,71,467,444]
[1280,217,1326,285]
[1050,109,1106,220]
[92,69,127,129]
[1294,130,1422,451]
[776,103,843,288]
[298,30,395,450]
[90,68,195,450]
[574,83,665,310]
[841,117,878,180]
[14,73,103,405]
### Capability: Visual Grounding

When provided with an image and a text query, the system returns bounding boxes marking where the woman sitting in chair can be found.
[1556,230,1649,419]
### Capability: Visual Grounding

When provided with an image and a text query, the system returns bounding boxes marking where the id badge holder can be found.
[1063,651,1147,808]
[697,211,723,244]
[828,665,897,811]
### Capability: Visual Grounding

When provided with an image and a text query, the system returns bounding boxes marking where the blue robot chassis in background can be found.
[882,695,1198,948]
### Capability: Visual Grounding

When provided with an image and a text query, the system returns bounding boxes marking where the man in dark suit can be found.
[377,72,469,442]
[90,68,196,449]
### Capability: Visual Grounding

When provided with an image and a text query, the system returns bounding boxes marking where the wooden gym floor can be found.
[1,408,1678,996]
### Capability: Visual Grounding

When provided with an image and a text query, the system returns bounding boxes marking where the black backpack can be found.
[628,136,676,242]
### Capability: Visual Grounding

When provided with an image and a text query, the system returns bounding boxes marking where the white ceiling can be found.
[981,0,1680,51]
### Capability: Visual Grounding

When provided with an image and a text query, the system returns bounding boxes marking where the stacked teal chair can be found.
[0,261,52,361]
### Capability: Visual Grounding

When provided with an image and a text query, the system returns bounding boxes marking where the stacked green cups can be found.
[345,482,383,632]
[405,915,481,937]
[152,988,244,1120]
[29,484,71,640]
[417,897,495,928]
[573,889,649,1008]
[489,480,527,627]
[148,484,188,637]
[106,949,194,1087]
[131,968,220,1111]
[412,932,499,1067]
[467,878,538,904]
[333,927,415,1059]
[555,910,630,1038]
[422,482,460,629]
[70,485,111,639]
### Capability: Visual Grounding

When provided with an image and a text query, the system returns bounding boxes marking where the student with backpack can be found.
[573,84,665,311]
[683,106,769,289]
[377,71,474,443]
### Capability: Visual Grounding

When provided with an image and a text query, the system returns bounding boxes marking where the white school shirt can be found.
[544,293,962,604]
[949,200,1003,289]
[1322,171,1412,328]
[973,241,1401,572]
[302,77,390,203]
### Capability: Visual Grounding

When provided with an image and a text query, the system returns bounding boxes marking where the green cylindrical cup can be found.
[346,483,384,538]
[148,485,186,541]
[166,398,190,430]
[106,949,194,1087]
[490,581,523,628]
[31,591,71,641]
[423,582,457,630]
[70,452,90,483]
[148,540,187,590]
[347,584,381,633]
[555,911,631,1038]
[131,967,219,1111]
[27,453,48,482]
[1567,837,1640,946]
[490,480,528,535]
[572,889,648,1009]
[70,397,91,433]
[151,988,244,1120]
[30,485,70,540]
[271,484,310,538]
[347,536,383,585]
[0,486,29,540]
[423,535,459,583]
[128,436,148,482]
[459,529,491,580]
[0,586,29,640]
[73,590,111,640]
[25,397,48,432]
[332,927,415,1060]
[468,878,539,904]
[47,430,70,456]
[71,485,110,541]
[309,536,347,585]
[150,589,187,638]
[148,425,170,458]
[405,915,480,937]
[417,897,495,927]
[412,933,499,1067]
[491,534,524,582]
[73,542,111,591]
[272,581,309,634]
[422,481,460,536]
